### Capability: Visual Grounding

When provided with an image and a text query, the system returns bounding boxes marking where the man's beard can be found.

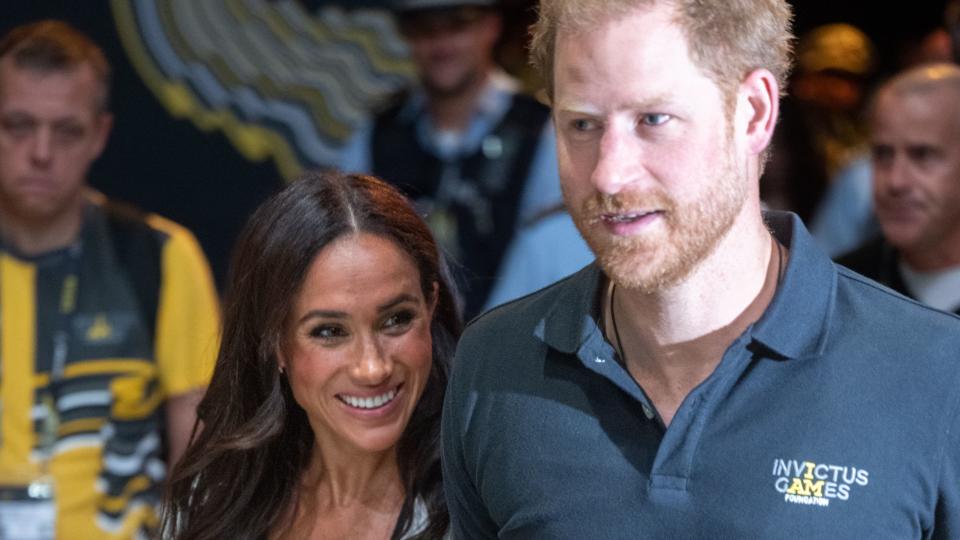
[569,146,747,294]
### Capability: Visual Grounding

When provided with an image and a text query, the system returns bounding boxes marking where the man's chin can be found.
[594,244,688,295]
[880,223,926,251]
[4,193,77,224]
[422,69,478,98]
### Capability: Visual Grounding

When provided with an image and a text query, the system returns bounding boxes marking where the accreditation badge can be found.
[0,476,56,540]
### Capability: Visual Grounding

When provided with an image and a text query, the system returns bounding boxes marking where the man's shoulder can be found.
[459,266,592,356]
[93,196,201,250]
[499,92,550,138]
[834,235,887,278]
[832,262,960,364]
[370,89,412,121]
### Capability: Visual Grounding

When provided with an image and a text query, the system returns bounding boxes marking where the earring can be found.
[278,365,285,375]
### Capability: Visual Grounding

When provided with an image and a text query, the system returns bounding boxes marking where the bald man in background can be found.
[839,63,960,315]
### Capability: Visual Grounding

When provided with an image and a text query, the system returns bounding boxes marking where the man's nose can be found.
[589,124,642,195]
[29,127,53,166]
[877,154,913,196]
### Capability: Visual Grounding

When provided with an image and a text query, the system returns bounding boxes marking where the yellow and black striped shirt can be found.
[0,195,219,539]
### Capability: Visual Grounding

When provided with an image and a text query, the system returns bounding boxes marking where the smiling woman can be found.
[160,171,461,540]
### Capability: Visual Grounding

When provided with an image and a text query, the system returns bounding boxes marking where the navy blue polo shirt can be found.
[442,212,960,539]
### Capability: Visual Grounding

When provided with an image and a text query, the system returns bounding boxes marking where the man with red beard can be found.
[442,1,960,537]
[839,63,960,315]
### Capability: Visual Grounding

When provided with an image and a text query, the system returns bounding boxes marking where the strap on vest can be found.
[102,202,162,345]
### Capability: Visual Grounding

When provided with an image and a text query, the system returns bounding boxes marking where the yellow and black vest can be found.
[0,197,219,539]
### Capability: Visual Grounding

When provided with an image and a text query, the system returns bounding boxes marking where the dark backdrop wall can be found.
[0,0,950,289]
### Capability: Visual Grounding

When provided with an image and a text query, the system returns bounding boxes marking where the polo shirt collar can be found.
[751,211,835,359]
[536,264,606,356]
[535,211,836,361]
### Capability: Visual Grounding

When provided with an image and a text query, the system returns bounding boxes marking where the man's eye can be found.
[54,124,85,143]
[1,118,35,137]
[871,145,893,162]
[570,119,598,132]
[640,113,671,126]
[907,145,939,164]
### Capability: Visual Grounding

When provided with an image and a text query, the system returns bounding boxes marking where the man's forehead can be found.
[0,61,100,100]
[552,26,703,111]
[878,86,960,123]
[872,93,960,145]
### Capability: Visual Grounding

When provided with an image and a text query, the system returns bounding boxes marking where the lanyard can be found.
[50,242,82,388]
[38,243,82,462]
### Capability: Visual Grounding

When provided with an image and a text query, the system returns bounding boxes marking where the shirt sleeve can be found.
[933,394,960,538]
[516,120,563,225]
[485,213,594,311]
[151,219,221,397]
[442,341,500,538]
[808,156,878,258]
[337,120,374,174]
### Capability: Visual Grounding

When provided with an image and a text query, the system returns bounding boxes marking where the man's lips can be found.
[878,200,925,220]
[589,209,665,236]
[17,177,57,191]
[600,210,663,224]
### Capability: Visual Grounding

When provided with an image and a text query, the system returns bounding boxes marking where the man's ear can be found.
[481,12,504,48]
[737,68,779,156]
[91,111,113,159]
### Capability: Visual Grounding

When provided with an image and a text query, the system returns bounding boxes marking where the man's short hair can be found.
[0,19,111,111]
[529,0,794,104]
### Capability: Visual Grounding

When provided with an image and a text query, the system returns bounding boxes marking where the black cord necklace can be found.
[609,235,784,366]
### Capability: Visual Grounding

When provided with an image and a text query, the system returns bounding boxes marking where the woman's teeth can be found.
[339,387,398,409]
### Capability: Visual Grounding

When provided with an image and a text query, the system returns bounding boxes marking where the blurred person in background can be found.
[839,63,960,315]
[765,23,880,257]
[0,20,219,539]
[339,0,561,318]
[163,172,460,540]
[482,202,593,310]
[811,3,960,258]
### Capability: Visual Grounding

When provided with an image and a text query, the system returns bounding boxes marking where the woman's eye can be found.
[383,310,415,332]
[309,324,346,340]
[640,113,671,126]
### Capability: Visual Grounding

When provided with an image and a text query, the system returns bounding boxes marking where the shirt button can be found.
[594,356,606,363]
[641,403,655,419]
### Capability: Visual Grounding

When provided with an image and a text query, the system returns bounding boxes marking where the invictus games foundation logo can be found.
[772,459,869,507]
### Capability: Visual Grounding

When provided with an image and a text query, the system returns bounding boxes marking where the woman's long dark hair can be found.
[161,171,462,540]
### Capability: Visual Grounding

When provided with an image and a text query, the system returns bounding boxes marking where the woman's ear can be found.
[275,342,288,375]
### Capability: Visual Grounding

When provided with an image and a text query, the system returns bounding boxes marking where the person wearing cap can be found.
[339,0,562,318]
[763,23,878,248]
